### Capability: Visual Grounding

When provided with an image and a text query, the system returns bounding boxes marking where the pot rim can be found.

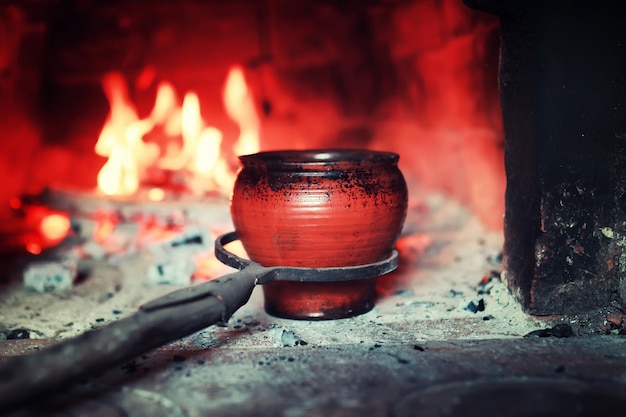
[238,148,399,169]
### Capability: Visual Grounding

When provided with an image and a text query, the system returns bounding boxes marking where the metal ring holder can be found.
[215,231,399,284]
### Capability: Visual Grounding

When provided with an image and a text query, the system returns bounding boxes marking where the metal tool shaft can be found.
[0,269,259,410]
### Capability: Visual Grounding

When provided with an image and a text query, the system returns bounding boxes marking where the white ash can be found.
[0,190,541,345]
[23,258,77,293]
[147,257,196,286]
[264,328,308,347]
[76,240,106,260]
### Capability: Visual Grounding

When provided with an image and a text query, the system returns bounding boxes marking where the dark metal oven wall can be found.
[467,0,626,316]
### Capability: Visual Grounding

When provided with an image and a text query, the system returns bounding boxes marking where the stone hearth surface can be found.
[1,192,626,416]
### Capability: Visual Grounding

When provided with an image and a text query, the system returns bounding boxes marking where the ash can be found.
[0,190,540,344]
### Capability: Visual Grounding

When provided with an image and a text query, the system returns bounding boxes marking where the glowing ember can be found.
[26,242,42,255]
[147,187,165,202]
[93,214,118,243]
[95,65,260,197]
[40,213,71,241]
[193,238,247,280]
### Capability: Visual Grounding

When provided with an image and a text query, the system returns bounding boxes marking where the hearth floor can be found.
[2,192,626,416]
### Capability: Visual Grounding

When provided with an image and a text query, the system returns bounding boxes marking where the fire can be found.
[223,67,260,157]
[93,213,118,243]
[26,242,42,255]
[17,208,72,256]
[95,66,260,197]
[40,213,72,241]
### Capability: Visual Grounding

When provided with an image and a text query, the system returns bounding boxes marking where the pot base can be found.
[262,278,377,320]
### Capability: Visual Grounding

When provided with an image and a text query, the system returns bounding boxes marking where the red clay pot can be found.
[230,149,408,319]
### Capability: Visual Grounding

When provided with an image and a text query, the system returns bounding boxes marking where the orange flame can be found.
[95,65,260,196]
[224,66,261,157]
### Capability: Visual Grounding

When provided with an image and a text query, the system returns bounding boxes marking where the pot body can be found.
[230,149,408,319]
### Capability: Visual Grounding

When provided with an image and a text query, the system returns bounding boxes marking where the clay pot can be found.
[230,149,408,319]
